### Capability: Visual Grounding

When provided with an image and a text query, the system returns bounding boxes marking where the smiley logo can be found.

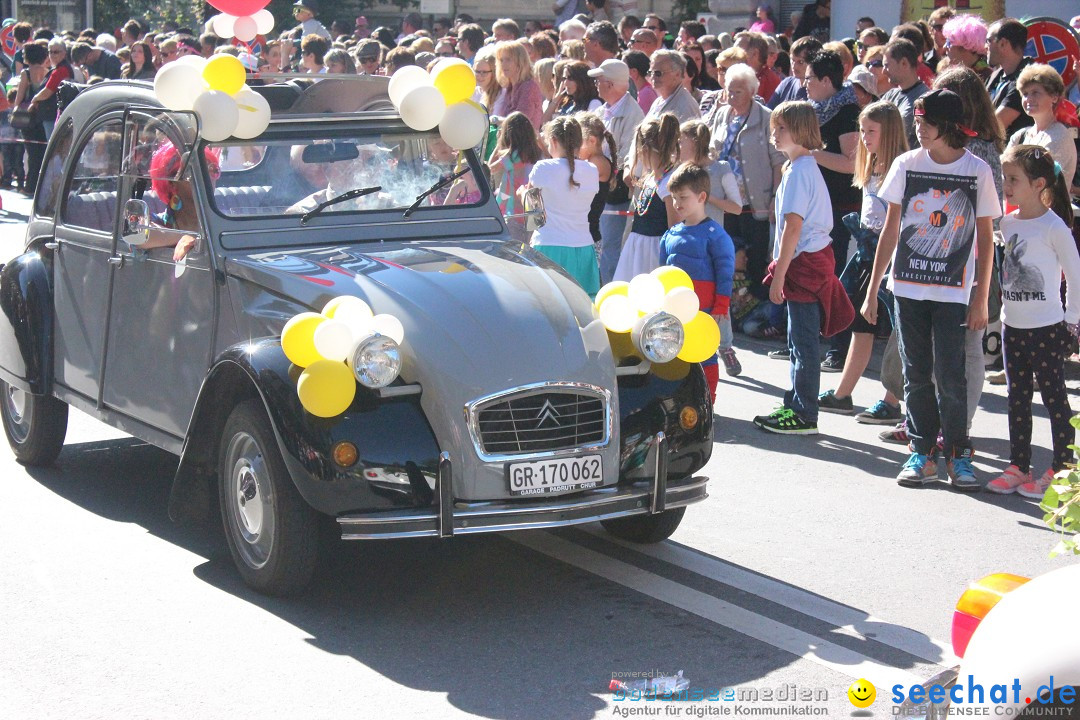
[847,679,876,708]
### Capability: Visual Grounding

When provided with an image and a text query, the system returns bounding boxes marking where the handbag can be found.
[9,105,35,130]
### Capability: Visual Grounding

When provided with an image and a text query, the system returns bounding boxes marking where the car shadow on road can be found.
[24,436,952,719]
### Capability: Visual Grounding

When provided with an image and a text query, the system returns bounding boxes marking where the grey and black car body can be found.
[0,77,712,595]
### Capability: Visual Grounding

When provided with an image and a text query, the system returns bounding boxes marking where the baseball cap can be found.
[587,58,630,84]
[914,89,978,137]
[293,0,318,14]
[356,39,381,60]
[847,65,879,98]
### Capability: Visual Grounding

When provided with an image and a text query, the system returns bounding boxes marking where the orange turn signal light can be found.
[679,406,699,430]
[332,441,359,468]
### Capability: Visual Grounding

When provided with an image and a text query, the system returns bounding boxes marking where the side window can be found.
[59,119,124,233]
[33,119,74,218]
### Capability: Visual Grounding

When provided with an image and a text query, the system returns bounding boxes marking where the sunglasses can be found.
[646,70,666,78]
[866,60,883,68]
[475,69,492,76]
[931,23,945,31]
[437,51,455,57]
[360,56,379,64]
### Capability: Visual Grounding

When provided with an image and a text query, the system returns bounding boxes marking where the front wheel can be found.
[219,400,319,596]
[601,507,686,543]
[0,381,68,466]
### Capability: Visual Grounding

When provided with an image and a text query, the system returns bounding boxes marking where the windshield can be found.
[206,130,487,219]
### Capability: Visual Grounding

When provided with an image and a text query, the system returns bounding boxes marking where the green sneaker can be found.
[818,390,855,415]
[753,407,818,435]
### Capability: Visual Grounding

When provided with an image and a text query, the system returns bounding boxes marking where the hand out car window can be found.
[207,132,485,219]
[60,119,123,234]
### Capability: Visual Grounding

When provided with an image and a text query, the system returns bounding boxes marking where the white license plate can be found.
[507,455,603,496]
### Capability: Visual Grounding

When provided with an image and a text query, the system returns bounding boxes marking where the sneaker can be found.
[1017,468,1056,499]
[879,421,909,445]
[818,390,855,415]
[767,348,790,360]
[753,407,818,435]
[820,355,844,373]
[856,400,903,425]
[897,452,938,486]
[985,465,1031,494]
[946,447,980,491]
[720,347,742,377]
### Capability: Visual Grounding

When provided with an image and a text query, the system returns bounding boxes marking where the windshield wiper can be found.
[300,186,382,225]
[403,167,471,218]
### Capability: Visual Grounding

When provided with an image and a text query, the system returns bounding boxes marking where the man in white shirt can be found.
[590,59,645,282]
[645,50,700,123]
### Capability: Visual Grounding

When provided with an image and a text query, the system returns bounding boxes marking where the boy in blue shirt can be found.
[660,162,736,405]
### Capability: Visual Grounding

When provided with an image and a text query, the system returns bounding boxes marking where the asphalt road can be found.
[0,186,1072,720]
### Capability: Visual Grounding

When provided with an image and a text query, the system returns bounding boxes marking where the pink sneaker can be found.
[1017,469,1056,500]
[985,465,1031,494]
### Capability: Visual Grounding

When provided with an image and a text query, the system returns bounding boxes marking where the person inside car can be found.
[139,141,221,261]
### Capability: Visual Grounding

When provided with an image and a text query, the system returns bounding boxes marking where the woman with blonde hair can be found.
[1008,63,1077,189]
[560,39,586,61]
[534,57,556,113]
[472,46,501,112]
[492,40,544,129]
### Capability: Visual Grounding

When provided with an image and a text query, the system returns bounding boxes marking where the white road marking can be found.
[579,526,961,667]
[510,530,934,692]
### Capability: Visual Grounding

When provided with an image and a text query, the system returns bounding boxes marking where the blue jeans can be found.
[599,201,629,285]
[894,297,970,456]
[784,300,821,422]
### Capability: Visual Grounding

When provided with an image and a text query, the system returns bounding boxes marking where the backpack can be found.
[56,81,84,116]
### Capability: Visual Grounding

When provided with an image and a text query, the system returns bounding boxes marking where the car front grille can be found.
[473,388,608,456]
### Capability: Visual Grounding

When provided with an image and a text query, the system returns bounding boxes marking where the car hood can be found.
[226,240,620,500]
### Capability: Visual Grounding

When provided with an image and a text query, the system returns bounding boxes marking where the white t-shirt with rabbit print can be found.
[999,210,1080,329]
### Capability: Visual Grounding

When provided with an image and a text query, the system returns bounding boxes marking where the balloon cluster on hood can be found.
[595,268,721,364]
[281,297,407,418]
[388,62,489,150]
[207,0,275,43]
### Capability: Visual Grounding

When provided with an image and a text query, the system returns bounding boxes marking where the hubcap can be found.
[3,383,31,444]
[224,432,275,570]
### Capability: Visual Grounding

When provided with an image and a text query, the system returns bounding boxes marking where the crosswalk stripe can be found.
[578,526,960,668]
[510,530,932,692]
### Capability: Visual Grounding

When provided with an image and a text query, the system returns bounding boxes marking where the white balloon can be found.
[388,65,431,108]
[192,90,239,142]
[232,88,271,139]
[661,286,700,324]
[370,314,405,344]
[253,9,276,35]
[398,85,446,131]
[599,295,637,333]
[233,15,258,42]
[438,101,488,150]
[313,320,355,362]
[154,61,206,111]
[176,54,208,71]
[628,274,666,315]
[211,13,237,38]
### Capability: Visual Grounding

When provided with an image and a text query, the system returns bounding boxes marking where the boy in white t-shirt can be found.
[862,89,1001,490]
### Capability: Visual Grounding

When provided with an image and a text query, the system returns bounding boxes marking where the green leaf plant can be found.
[1039,415,1080,557]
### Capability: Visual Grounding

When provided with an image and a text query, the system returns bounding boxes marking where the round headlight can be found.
[349,333,402,388]
[632,311,684,364]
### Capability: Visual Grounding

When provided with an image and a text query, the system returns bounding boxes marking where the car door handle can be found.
[44,242,59,250]
[107,256,125,268]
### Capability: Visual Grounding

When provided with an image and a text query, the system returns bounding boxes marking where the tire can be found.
[601,507,686,543]
[0,380,68,466]
[218,399,319,596]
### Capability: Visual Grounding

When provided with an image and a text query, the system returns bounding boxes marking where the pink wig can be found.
[149,141,222,205]
[943,15,987,54]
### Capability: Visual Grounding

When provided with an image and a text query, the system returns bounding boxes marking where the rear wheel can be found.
[601,507,686,543]
[219,400,319,596]
[0,381,68,466]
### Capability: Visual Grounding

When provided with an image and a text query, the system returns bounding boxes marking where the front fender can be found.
[175,338,442,520]
[0,249,53,394]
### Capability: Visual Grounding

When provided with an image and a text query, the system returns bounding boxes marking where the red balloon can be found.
[208,0,268,17]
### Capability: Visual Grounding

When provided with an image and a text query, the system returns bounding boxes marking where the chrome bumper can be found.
[337,432,708,540]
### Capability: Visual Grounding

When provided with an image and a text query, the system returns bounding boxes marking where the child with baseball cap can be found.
[862,88,1001,489]
[291,0,331,41]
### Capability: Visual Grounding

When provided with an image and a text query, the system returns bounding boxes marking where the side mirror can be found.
[122,199,151,247]
[522,187,546,232]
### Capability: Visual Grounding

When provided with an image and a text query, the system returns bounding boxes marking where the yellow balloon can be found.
[281,312,326,367]
[677,311,721,363]
[607,329,642,363]
[202,54,246,95]
[432,59,477,105]
[652,265,694,294]
[297,360,357,418]
[651,358,692,381]
[594,280,630,310]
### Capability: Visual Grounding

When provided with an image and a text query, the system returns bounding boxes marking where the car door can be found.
[52,116,124,403]
[99,113,216,440]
